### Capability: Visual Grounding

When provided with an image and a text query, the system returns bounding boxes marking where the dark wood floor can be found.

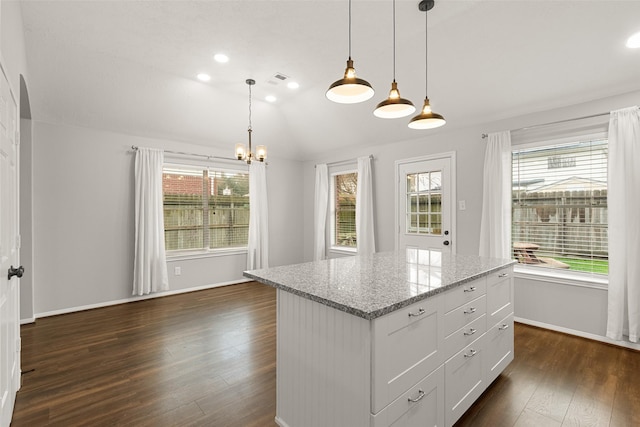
[12,282,640,426]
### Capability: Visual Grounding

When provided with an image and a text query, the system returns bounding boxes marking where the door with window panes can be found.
[398,157,453,252]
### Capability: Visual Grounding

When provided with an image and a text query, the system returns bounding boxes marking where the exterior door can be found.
[397,154,455,252]
[0,63,20,427]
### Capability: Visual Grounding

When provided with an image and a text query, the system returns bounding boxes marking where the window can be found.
[405,171,442,235]
[512,136,608,276]
[163,165,249,253]
[332,172,357,248]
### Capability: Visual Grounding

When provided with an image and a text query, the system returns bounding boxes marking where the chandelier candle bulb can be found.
[256,145,267,161]
[235,143,246,160]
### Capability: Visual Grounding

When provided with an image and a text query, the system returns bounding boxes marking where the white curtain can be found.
[248,162,269,270]
[133,147,169,295]
[314,164,329,261]
[356,156,376,255]
[607,106,640,342]
[479,131,512,259]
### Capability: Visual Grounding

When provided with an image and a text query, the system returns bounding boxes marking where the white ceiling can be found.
[19,0,640,161]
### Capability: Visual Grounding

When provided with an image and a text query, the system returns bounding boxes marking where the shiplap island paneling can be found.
[245,250,515,427]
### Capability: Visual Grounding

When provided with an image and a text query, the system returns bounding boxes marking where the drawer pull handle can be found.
[408,389,425,403]
[464,307,476,315]
[408,308,425,317]
[498,273,509,278]
[499,323,510,330]
[463,286,476,293]
[464,328,477,336]
[464,349,477,358]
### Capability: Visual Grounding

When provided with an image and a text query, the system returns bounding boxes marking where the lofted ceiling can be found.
[19,0,640,161]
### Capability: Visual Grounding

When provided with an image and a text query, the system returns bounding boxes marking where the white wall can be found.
[32,121,304,316]
[1,0,34,322]
[302,89,640,347]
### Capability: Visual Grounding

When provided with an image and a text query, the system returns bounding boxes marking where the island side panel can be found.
[276,289,371,427]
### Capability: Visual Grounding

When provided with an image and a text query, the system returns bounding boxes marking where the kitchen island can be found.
[245,249,515,427]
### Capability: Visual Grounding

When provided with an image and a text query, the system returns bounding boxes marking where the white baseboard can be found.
[515,317,640,351]
[20,317,35,325]
[34,278,252,319]
[274,417,289,427]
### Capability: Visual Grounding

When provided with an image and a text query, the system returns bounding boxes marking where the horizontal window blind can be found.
[512,138,608,275]
[163,166,249,252]
[334,172,357,248]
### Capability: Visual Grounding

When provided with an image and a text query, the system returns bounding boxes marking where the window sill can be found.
[514,265,608,290]
[329,246,357,257]
[166,247,247,262]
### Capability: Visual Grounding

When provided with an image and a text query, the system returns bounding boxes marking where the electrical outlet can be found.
[174,266,181,276]
[458,200,466,211]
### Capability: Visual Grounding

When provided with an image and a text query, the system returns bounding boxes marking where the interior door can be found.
[0,63,20,427]
[397,155,455,253]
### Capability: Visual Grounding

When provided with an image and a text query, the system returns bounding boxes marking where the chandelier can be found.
[235,79,266,164]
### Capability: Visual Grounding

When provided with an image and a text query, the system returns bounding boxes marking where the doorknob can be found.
[443,240,450,246]
[8,265,24,280]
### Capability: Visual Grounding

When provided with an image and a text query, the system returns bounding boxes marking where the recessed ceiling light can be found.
[265,95,277,103]
[626,31,640,48]
[197,73,211,82]
[214,53,229,63]
[287,81,300,89]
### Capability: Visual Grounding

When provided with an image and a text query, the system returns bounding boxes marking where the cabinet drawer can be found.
[372,294,443,414]
[444,277,486,313]
[486,266,513,288]
[371,365,444,427]
[485,314,514,385]
[443,313,486,361]
[443,294,486,337]
[486,267,513,325]
[445,335,485,427]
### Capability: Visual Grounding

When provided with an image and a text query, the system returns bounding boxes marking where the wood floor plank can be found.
[12,283,640,427]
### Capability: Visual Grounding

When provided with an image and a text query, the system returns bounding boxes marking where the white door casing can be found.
[0,62,21,427]
[396,153,456,253]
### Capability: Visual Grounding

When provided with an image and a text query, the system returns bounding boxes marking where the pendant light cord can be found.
[348,0,352,58]
[424,5,428,97]
[392,0,396,80]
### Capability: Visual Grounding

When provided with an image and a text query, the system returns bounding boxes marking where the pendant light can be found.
[374,0,415,119]
[408,0,446,129]
[235,79,266,164]
[326,0,375,104]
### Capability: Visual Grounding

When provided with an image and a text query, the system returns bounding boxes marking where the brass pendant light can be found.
[326,0,375,104]
[408,0,446,129]
[374,0,415,119]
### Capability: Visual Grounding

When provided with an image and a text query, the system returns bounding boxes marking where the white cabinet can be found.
[371,365,445,427]
[484,268,515,386]
[445,335,486,426]
[372,295,444,414]
[272,265,514,427]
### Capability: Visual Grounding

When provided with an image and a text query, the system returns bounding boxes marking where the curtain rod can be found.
[130,145,243,163]
[315,155,374,168]
[480,108,639,139]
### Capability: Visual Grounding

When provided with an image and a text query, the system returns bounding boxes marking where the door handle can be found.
[8,265,24,280]
[443,240,450,246]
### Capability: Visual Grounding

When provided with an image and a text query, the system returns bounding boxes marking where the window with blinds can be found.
[333,172,358,248]
[512,137,608,275]
[163,166,249,252]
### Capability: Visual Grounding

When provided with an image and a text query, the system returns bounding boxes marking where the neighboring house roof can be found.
[529,176,607,193]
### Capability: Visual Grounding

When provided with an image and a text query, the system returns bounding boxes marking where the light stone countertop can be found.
[244,250,515,320]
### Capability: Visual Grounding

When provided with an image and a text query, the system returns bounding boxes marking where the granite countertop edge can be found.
[244,261,515,321]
